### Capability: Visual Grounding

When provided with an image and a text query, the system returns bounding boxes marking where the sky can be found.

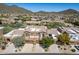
[7,3,79,12]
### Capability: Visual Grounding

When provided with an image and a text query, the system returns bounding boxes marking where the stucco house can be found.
[24,25,47,42]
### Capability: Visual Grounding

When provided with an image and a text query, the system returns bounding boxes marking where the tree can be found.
[12,37,26,48]
[17,15,31,23]
[0,36,4,47]
[3,26,13,34]
[71,49,76,52]
[13,23,23,28]
[39,37,54,51]
[57,32,70,45]
[22,17,31,21]
[47,22,65,29]
[0,36,6,50]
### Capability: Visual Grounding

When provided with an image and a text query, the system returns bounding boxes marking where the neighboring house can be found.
[65,23,73,27]
[4,28,25,40]
[4,26,47,42]
[1,18,15,24]
[47,28,60,41]
[31,16,39,21]
[66,29,79,41]
[41,20,52,25]
[26,21,41,25]
[31,18,39,21]
[71,27,79,33]
[60,27,79,43]
[0,14,10,17]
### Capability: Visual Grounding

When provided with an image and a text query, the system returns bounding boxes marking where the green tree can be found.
[20,17,31,24]
[57,32,70,45]
[12,37,26,48]
[0,36,4,47]
[17,15,31,23]
[47,22,65,29]
[3,26,13,34]
[0,36,6,50]
[39,37,54,51]
[13,23,23,28]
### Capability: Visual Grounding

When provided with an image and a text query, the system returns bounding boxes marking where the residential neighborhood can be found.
[0,3,79,54]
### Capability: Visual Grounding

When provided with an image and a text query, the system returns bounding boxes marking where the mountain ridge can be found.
[0,4,32,14]
[0,4,79,14]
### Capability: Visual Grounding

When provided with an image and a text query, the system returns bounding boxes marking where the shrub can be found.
[71,49,76,52]
[58,46,60,48]
[12,37,26,48]
[3,26,13,34]
[0,36,6,50]
[47,22,65,29]
[39,37,54,49]
[57,32,70,45]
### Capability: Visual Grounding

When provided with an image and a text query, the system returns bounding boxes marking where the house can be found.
[31,16,40,21]
[60,27,79,43]
[24,25,47,42]
[0,14,10,17]
[67,29,79,42]
[26,21,41,25]
[4,28,25,40]
[47,28,60,41]
[71,27,79,33]
[41,20,52,25]
[30,16,36,20]
[4,25,48,42]
[1,18,15,24]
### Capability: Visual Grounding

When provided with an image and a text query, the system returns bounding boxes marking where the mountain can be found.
[59,9,79,14]
[0,4,79,15]
[35,9,79,15]
[0,4,32,14]
[36,11,50,13]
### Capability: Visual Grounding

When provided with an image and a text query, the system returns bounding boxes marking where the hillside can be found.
[59,9,79,14]
[0,4,79,15]
[0,4,32,14]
